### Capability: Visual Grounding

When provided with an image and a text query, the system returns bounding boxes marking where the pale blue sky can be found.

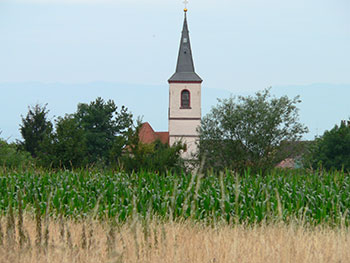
[0,0,349,141]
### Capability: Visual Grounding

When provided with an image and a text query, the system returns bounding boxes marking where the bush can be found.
[120,125,185,174]
[0,139,33,168]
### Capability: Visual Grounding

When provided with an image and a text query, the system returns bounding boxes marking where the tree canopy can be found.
[17,97,185,172]
[306,120,350,171]
[74,97,133,164]
[19,104,53,158]
[19,98,133,168]
[199,88,308,173]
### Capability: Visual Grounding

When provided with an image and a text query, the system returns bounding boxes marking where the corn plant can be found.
[0,169,349,226]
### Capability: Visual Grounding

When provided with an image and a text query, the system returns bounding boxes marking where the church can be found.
[139,7,202,159]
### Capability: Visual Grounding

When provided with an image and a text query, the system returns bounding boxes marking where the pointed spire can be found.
[168,10,202,83]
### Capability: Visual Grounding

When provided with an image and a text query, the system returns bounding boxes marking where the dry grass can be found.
[0,216,350,263]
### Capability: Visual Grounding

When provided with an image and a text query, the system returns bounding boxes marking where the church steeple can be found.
[168,10,202,83]
[168,7,202,159]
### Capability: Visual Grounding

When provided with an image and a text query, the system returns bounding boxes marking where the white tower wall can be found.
[168,83,201,159]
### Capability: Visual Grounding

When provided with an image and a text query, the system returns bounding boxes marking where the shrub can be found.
[0,139,33,168]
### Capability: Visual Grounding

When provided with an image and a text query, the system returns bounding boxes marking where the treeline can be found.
[1,97,184,173]
[198,89,308,173]
[197,89,350,173]
[1,89,350,173]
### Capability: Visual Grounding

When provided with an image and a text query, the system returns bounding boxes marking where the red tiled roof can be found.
[139,122,157,144]
[139,122,169,145]
[155,132,169,144]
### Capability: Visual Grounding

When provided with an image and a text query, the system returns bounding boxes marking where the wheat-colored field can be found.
[0,216,349,263]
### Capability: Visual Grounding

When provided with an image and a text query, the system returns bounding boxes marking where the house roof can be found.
[276,158,296,169]
[155,132,170,144]
[139,122,169,145]
[168,11,202,83]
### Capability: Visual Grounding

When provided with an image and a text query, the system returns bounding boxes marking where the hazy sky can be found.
[1,0,349,89]
[0,0,349,140]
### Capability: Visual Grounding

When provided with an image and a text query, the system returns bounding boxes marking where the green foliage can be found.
[199,88,308,173]
[307,121,350,171]
[16,98,185,171]
[121,124,185,174]
[0,139,33,168]
[74,97,133,164]
[0,169,350,226]
[17,98,134,169]
[43,115,88,169]
[19,104,53,158]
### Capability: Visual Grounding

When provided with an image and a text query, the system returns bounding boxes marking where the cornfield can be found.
[0,169,349,225]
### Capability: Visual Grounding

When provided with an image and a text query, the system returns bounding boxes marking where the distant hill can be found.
[0,82,348,141]
[271,83,350,140]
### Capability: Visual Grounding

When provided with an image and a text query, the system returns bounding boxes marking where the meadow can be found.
[1,218,350,263]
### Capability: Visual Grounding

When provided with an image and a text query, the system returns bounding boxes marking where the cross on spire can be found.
[183,0,189,11]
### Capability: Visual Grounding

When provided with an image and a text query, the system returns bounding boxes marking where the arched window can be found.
[181,90,190,108]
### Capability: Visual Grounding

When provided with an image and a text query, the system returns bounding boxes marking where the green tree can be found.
[19,104,53,158]
[0,138,33,168]
[47,115,88,168]
[306,121,350,171]
[74,97,133,164]
[121,124,185,173]
[199,88,308,173]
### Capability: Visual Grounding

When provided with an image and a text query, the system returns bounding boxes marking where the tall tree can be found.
[199,88,308,173]
[306,120,350,171]
[74,97,133,164]
[19,104,53,158]
[50,115,88,168]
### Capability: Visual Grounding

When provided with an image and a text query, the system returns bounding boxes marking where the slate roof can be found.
[168,11,202,83]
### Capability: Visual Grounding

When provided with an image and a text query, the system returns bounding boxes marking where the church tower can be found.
[168,8,202,159]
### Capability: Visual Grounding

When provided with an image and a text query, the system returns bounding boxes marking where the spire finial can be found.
[183,0,188,12]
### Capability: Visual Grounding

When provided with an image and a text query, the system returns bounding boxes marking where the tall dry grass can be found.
[0,215,349,263]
